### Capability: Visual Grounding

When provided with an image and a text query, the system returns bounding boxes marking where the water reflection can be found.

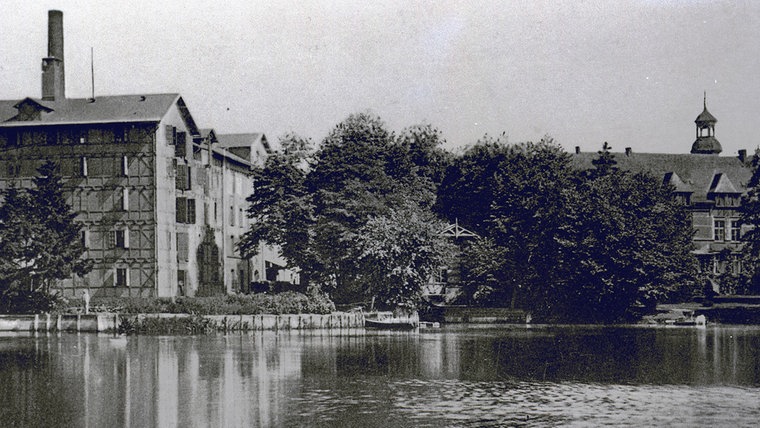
[2,326,760,426]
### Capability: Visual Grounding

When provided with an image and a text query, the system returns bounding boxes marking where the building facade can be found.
[572,97,752,278]
[0,10,296,298]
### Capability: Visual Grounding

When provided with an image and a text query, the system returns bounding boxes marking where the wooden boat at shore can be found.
[364,317,418,330]
[363,310,419,330]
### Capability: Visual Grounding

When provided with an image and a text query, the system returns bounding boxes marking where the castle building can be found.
[0,11,295,298]
[572,95,752,277]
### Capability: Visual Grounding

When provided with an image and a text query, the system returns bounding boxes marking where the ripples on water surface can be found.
[2,325,760,427]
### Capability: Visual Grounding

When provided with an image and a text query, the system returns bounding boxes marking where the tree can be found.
[0,161,92,312]
[739,149,760,293]
[355,201,454,309]
[239,113,454,308]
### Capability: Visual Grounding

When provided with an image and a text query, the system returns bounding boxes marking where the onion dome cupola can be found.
[691,92,722,155]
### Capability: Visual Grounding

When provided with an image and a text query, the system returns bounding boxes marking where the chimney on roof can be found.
[41,10,65,101]
[625,147,632,156]
[739,149,747,163]
[575,146,580,154]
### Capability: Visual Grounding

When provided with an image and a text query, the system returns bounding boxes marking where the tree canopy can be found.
[239,114,453,308]
[0,161,92,312]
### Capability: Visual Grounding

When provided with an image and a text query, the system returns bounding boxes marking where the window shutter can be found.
[81,229,89,249]
[123,228,130,248]
[113,268,118,287]
[175,131,187,158]
[81,157,88,177]
[122,155,129,176]
[122,188,129,211]
[186,166,192,191]
[187,199,196,224]
[166,125,175,145]
[125,268,131,287]
[176,164,187,190]
[177,232,189,262]
[176,197,187,223]
[109,230,116,248]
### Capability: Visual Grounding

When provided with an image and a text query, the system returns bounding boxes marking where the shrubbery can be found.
[82,291,335,315]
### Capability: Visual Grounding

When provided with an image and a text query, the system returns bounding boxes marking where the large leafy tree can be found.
[0,161,92,312]
[240,114,453,308]
[441,140,697,322]
[562,155,698,322]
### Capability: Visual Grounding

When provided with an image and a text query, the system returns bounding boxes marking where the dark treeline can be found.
[241,114,701,323]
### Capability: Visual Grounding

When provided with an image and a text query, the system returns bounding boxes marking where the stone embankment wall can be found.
[0,312,364,333]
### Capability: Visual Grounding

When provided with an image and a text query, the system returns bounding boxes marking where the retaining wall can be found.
[0,312,364,333]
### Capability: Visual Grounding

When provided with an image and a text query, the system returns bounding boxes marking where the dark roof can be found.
[0,94,179,127]
[572,151,751,202]
[695,106,717,124]
[217,133,266,149]
[691,136,722,154]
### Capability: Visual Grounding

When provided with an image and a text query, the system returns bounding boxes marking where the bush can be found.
[0,289,63,314]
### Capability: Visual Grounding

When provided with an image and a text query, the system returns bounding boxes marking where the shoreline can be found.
[0,312,364,333]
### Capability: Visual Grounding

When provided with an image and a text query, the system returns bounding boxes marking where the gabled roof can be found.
[572,152,751,202]
[663,171,691,193]
[0,94,180,127]
[200,128,219,144]
[217,133,270,152]
[709,172,740,194]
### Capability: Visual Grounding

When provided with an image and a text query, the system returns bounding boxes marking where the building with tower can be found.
[572,96,751,285]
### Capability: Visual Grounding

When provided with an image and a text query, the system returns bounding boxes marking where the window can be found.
[239,208,243,227]
[115,267,130,287]
[230,206,235,226]
[81,157,88,177]
[731,220,741,242]
[80,229,89,249]
[113,229,129,248]
[214,202,218,223]
[714,220,726,241]
[176,198,195,224]
[177,270,186,294]
[7,162,20,177]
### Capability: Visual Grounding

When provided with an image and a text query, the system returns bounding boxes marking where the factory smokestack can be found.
[41,10,65,101]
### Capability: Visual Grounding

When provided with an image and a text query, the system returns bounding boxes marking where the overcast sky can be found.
[1,1,759,155]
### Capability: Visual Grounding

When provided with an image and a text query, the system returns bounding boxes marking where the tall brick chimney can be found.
[41,10,65,101]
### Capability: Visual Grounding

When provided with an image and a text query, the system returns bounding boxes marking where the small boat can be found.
[364,309,419,330]
[364,317,418,330]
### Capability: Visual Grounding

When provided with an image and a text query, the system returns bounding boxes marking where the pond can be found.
[2,325,760,427]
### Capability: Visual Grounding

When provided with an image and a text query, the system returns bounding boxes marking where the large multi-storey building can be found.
[0,11,294,298]
[572,96,752,278]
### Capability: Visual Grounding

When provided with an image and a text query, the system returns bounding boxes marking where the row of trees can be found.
[240,114,701,322]
[439,140,698,322]
[0,161,91,312]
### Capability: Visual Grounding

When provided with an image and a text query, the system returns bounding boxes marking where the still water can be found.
[2,325,760,427]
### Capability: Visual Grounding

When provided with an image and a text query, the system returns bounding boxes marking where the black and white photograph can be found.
[1,1,760,426]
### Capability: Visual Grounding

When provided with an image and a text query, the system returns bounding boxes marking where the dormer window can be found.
[11,98,54,122]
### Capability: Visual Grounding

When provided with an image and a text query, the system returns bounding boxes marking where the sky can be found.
[1,1,760,155]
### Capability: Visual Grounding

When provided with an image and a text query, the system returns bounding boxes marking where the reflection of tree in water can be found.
[334,335,421,377]
[482,329,659,382]
[0,344,83,426]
